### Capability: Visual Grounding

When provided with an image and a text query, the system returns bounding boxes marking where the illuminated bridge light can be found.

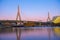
[52,16,60,23]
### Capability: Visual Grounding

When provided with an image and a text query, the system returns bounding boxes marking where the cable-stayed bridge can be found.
[0,5,60,27]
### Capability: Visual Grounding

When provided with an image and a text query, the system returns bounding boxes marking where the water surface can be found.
[0,27,60,40]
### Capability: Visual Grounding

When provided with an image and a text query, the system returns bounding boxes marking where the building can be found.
[52,16,60,23]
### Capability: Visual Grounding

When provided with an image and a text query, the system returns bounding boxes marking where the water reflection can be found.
[16,28,21,40]
[47,28,51,40]
[0,27,60,40]
[52,27,60,40]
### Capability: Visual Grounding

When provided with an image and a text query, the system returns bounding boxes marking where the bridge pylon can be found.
[47,12,51,22]
[16,5,21,25]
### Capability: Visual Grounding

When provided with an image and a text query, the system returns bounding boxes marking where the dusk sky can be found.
[0,0,60,21]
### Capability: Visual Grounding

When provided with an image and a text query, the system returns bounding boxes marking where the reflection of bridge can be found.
[16,28,51,40]
[0,27,52,40]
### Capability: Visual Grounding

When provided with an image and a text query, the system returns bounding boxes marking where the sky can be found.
[0,0,60,21]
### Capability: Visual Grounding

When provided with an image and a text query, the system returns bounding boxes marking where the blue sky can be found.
[0,0,60,21]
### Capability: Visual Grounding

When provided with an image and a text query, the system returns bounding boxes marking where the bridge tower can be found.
[47,12,51,22]
[16,5,21,25]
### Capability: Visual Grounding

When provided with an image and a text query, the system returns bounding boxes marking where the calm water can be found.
[0,27,60,40]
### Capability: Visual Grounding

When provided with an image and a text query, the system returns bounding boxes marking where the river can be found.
[0,27,60,40]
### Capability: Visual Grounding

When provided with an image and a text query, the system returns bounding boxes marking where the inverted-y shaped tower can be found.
[47,12,51,22]
[16,5,21,21]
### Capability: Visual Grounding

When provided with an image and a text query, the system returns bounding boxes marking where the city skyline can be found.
[0,0,60,22]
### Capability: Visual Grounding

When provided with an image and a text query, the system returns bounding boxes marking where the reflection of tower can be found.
[16,5,21,25]
[16,28,21,40]
[47,12,51,22]
[47,28,51,40]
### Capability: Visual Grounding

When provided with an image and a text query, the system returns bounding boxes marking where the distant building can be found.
[52,16,60,23]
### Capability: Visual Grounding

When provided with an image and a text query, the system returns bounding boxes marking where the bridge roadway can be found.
[0,20,57,27]
[0,20,25,27]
